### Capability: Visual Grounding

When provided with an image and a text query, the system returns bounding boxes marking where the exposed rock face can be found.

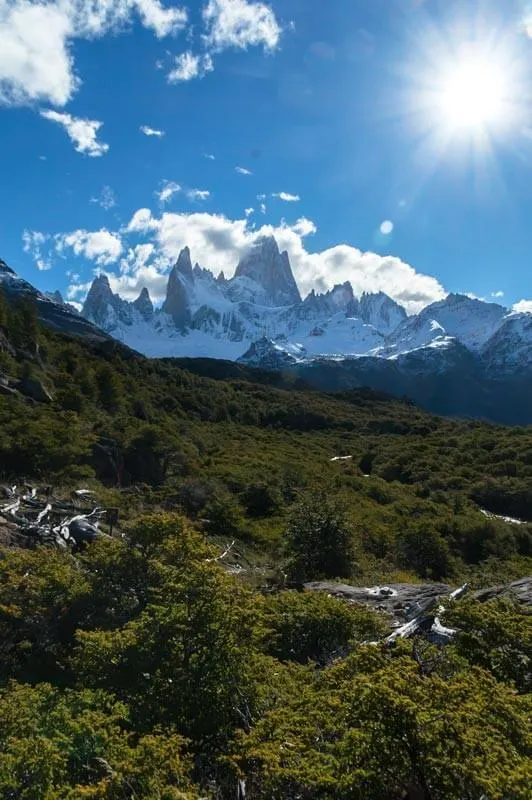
[481,314,532,375]
[45,290,65,305]
[358,292,407,335]
[82,275,124,329]
[161,252,192,330]
[175,246,194,281]
[239,337,300,369]
[234,236,301,306]
[132,287,154,321]
[16,376,53,403]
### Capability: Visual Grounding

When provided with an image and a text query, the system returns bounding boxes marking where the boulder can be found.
[16,376,54,403]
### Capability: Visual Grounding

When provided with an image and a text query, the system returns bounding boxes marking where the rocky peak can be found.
[132,287,154,322]
[359,292,407,336]
[175,246,193,281]
[238,336,299,368]
[327,281,355,311]
[233,236,301,307]
[82,275,117,326]
[481,312,532,374]
[45,290,65,305]
[301,289,331,316]
[162,263,192,330]
[415,293,507,352]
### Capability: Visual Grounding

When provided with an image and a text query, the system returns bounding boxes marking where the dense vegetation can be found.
[0,291,531,798]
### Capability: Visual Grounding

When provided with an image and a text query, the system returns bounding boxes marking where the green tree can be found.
[73,515,259,751]
[445,598,532,692]
[0,681,197,799]
[260,590,386,665]
[396,524,453,579]
[233,651,532,799]
[283,493,355,581]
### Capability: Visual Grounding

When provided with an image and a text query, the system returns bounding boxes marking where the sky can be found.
[2,0,532,314]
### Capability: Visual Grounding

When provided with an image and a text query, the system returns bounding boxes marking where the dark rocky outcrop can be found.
[132,287,154,322]
[16,376,54,403]
[234,236,301,306]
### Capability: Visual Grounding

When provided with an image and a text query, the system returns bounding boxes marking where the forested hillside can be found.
[0,289,531,798]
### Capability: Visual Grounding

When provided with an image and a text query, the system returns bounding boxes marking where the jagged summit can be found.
[162,260,192,330]
[234,235,301,307]
[133,287,154,321]
[358,291,407,336]
[45,290,65,305]
[394,292,506,352]
[74,237,532,396]
[174,246,194,281]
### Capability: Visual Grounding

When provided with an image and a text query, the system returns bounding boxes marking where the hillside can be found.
[2,286,532,581]
[1,288,531,799]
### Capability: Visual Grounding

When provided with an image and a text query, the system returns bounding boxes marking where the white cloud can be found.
[204,152,216,160]
[203,0,281,52]
[155,180,182,205]
[22,229,52,271]
[513,300,532,314]
[90,185,117,209]
[256,192,266,199]
[0,0,188,107]
[0,0,76,106]
[116,208,446,313]
[167,51,214,82]
[66,280,93,301]
[119,243,155,274]
[23,224,123,270]
[380,220,394,235]
[491,290,504,299]
[59,228,123,265]
[291,217,316,237]
[134,0,188,38]
[236,166,253,175]
[260,202,266,214]
[272,192,300,202]
[140,124,165,137]
[40,109,109,156]
[127,208,158,232]
[245,207,254,217]
[187,188,211,201]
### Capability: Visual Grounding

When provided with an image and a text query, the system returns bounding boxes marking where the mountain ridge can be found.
[75,235,531,379]
[3,239,532,423]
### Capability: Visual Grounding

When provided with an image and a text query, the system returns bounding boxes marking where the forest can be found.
[0,289,530,798]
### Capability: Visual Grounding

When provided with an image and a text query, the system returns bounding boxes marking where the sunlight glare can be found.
[438,56,508,131]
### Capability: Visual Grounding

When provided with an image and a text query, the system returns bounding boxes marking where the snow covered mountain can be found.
[77,235,532,378]
[3,235,532,423]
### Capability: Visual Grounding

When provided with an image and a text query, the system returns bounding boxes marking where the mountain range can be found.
[2,239,532,424]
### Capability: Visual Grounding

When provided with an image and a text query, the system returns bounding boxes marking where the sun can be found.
[437,56,509,131]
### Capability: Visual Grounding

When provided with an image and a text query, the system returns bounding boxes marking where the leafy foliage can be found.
[0,292,531,797]
[283,493,355,581]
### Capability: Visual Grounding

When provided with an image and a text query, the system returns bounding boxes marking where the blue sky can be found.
[2,0,532,313]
